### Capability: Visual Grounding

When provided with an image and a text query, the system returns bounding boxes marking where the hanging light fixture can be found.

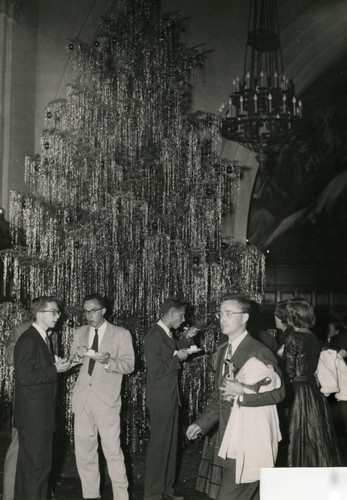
[221,0,302,170]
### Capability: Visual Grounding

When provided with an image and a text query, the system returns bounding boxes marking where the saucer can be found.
[185,347,203,355]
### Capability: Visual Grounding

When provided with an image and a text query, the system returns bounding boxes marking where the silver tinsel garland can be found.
[1,0,264,450]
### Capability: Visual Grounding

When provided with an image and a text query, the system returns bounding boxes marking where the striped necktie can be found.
[223,343,233,378]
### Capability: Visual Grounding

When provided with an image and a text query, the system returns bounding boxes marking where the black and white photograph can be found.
[0,0,346,499]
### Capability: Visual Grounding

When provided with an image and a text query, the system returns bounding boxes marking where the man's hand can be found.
[94,352,110,364]
[76,345,88,358]
[219,379,245,398]
[184,326,198,338]
[176,349,189,361]
[186,423,202,440]
[55,358,72,373]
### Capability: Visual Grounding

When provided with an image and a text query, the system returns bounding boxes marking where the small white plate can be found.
[85,351,108,359]
[185,347,203,355]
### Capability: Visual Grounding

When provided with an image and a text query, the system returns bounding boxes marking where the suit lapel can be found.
[160,325,176,351]
[30,326,53,365]
[99,321,113,352]
[231,334,252,374]
[216,342,228,381]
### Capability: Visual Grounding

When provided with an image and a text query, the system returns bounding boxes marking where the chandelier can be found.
[221,0,302,170]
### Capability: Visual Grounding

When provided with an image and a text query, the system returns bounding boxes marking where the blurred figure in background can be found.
[282,297,342,466]
[318,317,347,445]
[326,318,347,356]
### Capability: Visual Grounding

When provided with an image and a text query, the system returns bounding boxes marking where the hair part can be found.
[286,297,315,329]
[82,294,106,308]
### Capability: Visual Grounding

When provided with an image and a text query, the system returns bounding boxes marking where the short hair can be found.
[220,294,251,315]
[286,297,315,329]
[31,296,59,319]
[274,300,289,325]
[328,319,344,334]
[161,297,185,316]
[83,294,106,308]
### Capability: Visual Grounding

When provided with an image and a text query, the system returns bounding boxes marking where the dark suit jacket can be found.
[144,323,190,412]
[196,333,286,442]
[13,325,57,431]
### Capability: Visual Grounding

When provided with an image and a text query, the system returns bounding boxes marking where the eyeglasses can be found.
[40,310,61,317]
[215,311,244,320]
[83,307,104,316]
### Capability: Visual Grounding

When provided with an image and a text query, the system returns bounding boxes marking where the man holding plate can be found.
[70,293,135,500]
[144,297,198,500]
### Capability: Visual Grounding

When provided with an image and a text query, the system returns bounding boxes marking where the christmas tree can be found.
[0,0,264,450]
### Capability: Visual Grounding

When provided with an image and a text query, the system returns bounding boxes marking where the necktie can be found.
[223,343,233,378]
[45,334,54,359]
[88,329,99,376]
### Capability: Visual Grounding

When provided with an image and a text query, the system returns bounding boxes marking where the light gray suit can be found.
[70,320,135,499]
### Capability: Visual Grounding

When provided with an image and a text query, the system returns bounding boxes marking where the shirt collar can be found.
[32,322,49,341]
[157,319,172,337]
[228,330,248,353]
[90,320,107,335]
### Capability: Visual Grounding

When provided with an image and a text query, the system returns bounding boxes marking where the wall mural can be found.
[248,57,347,265]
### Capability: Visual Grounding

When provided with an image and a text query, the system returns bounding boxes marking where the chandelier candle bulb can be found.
[292,96,297,115]
[283,76,287,90]
[260,70,264,87]
[253,94,258,113]
[282,94,286,113]
[228,98,233,117]
[274,71,278,87]
[240,95,244,114]
[246,71,250,89]
[233,79,236,92]
[268,93,272,112]
[236,76,240,92]
[298,100,303,118]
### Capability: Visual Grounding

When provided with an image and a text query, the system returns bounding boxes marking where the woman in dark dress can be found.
[283,297,342,466]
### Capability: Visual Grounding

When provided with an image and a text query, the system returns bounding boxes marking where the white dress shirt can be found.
[87,320,107,348]
[224,330,248,360]
[32,322,49,341]
[157,319,172,338]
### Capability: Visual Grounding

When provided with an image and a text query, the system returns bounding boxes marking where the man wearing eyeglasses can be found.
[69,293,135,500]
[2,297,62,500]
[13,295,71,500]
[186,294,285,500]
